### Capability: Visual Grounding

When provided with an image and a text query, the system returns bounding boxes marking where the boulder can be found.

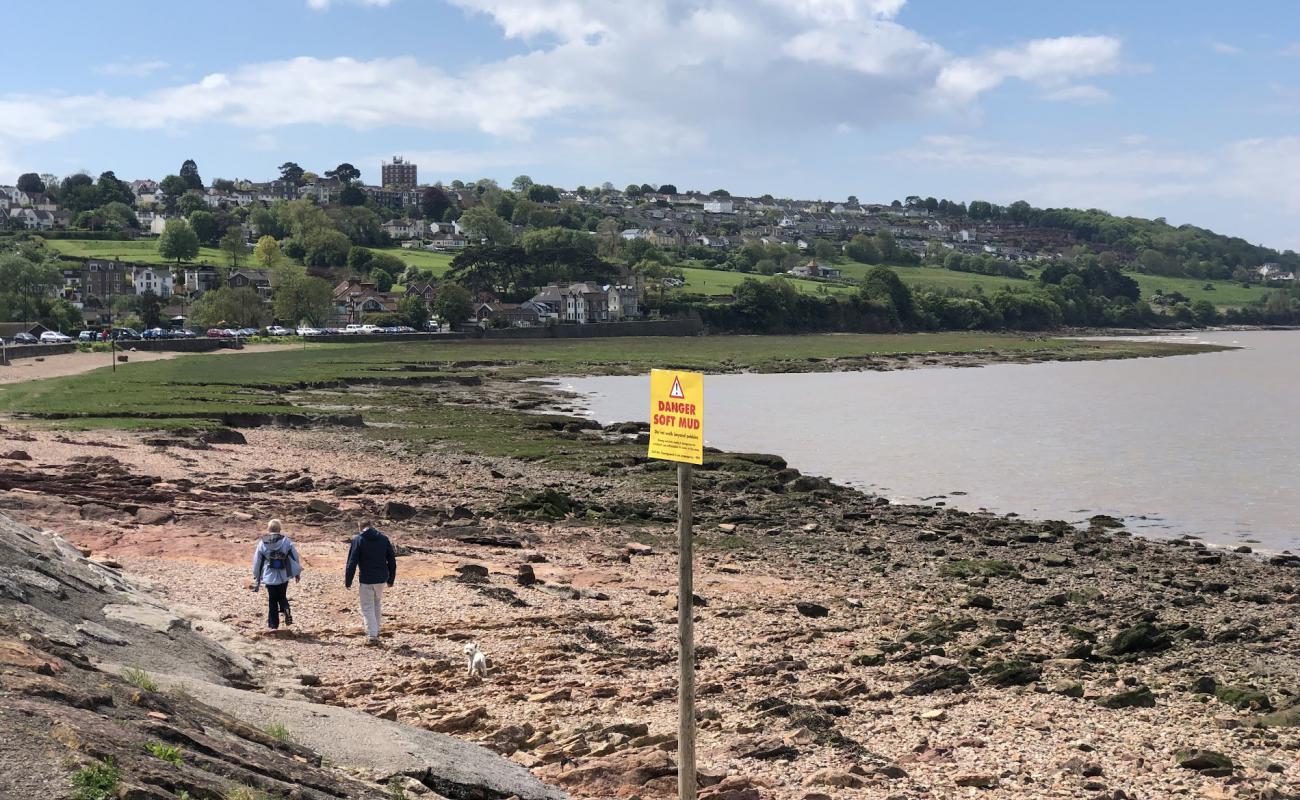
[134,508,175,526]
[305,499,339,516]
[1,450,31,461]
[954,773,999,788]
[1108,622,1172,656]
[902,667,970,696]
[795,602,829,618]
[984,660,1042,687]
[382,500,418,521]
[102,603,189,634]
[516,564,538,587]
[803,769,864,789]
[1175,749,1234,776]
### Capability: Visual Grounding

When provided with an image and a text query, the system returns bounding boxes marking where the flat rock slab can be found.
[164,675,567,800]
[76,620,131,646]
[102,603,189,634]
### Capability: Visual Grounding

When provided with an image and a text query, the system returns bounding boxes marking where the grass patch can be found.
[939,559,1020,579]
[263,721,293,743]
[70,759,121,800]
[121,666,158,692]
[225,788,269,800]
[46,238,228,266]
[143,741,183,765]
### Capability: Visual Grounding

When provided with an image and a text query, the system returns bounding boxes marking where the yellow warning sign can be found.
[648,369,704,465]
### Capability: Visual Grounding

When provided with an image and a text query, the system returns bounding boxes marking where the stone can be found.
[75,621,130,646]
[305,499,338,516]
[902,667,970,696]
[1213,685,1271,711]
[626,542,655,556]
[528,688,571,703]
[102,603,189,634]
[733,736,798,760]
[984,660,1042,687]
[803,768,864,789]
[795,602,829,618]
[1175,749,1234,776]
[78,503,129,522]
[133,508,174,525]
[962,594,995,610]
[850,649,886,667]
[455,564,490,583]
[383,500,418,521]
[516,564,538,587]
[1,450,31,461]
[299,673,321,687]
[1108,622,1173,656]
[1042,553,1072,568]
[1051,680,1084,698]
[1099,685,1155,709]
[954,773,999,788]
[717,524,737,533]
[666,593,707,610]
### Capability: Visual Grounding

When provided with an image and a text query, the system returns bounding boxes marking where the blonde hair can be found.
[267,519,282,533]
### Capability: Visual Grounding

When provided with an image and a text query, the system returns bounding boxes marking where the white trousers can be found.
[358,582,384,638]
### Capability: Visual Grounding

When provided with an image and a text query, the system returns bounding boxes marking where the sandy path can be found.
[0,343,288,385]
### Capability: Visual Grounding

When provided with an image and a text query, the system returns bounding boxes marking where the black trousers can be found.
[266,582,291,628]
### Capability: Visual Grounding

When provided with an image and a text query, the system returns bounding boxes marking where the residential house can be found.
[404,283,437,306]
[426,231,467,250]
[27,194,57,212]
[475,301,542,327]
[228,270,273,298]
[703,198,734,214]
[645,227,686,248]
[81,260,133,306]
[0,322,49,340]
[605,279,644,319]
[131,179,160,205]
[333,277,399,324]
[381,218,425,240]
[132,266,173,298]
[0,187,30,207]
[1259,264,1296,281]
[620,228,644,240]
[184,266,222,295]
[788,258,820,278]
[8,208,55,230]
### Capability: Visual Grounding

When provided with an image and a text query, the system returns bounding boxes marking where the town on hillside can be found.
[2,157,1299,341]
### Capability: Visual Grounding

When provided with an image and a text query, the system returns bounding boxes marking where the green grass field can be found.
[677,266,848,296]
[45,239,227,266]
[0,334,1222,431]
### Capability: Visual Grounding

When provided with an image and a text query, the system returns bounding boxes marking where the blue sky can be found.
[3,0,1298,249]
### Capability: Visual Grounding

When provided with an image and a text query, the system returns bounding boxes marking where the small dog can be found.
[463,641,489,678]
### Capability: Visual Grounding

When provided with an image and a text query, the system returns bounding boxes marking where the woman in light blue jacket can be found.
[251,519,302,630]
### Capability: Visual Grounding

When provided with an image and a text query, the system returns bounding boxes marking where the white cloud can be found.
[307,0,392,9]
[1042,84,1110,102]
[95,60,170,78]
[935,35,1122,104]
[1209,41,1240,55]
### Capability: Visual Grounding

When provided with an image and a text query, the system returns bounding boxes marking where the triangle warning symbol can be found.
[669,376,685,399]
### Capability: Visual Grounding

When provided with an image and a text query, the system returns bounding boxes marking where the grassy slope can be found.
[0,334,1221,430]
[47,239,228,266]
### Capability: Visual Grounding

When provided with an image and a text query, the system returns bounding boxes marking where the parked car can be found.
[206,328,232,338]
[78,330,104,342]
[12,332,38,344]
[171,328,198,339]
[296,326,322,336]
[359,324,381,334]
[111,327,141,341]
[141,328,170,340]
[40,331,73,343]
[266,325,291,336]
[344,324,364,334]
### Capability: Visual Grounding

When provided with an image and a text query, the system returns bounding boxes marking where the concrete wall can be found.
[125,339,238,353]
[0,343,76,362]
[307,332,469,345]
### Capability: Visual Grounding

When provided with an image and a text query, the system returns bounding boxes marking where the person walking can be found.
[344,522,396,645]
[251,519,302,631]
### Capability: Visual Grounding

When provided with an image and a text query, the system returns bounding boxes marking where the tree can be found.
[657,184,677,195]
[178,192,208,218]
[300,228,352,267]
[324,162,361,185]
[138,290,164,328]
[180,159,203,191]
[220,226,249,268]
[188,210,218,245]
[16,173,45,194]
[253,236,283,269]
[339,185,365,206]
[527,184,560,203]
[158,174,188,212]
[371,268,395,292]
[327,206,384,246]
[396,294,428,328]
[250,206,285,239]
[347,246,374,271]
[1192,299,1219,326]
[190,286,267,328]
[368,252,406,277]
[511,175,534,193]
[709,189,731,198]
[278,162,305,186]
[595,218,621,259]
[158,219,200,270]
[272,274,333,326]
[458,206,513,245]
[59,173,99,213]
[212,178,236,192]
[0,254,63,325]
[421,186,451,221]
[435,283,473,326]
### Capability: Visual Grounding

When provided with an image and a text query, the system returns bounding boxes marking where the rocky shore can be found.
[0,343,1296,799]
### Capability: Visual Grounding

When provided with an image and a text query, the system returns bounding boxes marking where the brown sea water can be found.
[566,331,1300,553]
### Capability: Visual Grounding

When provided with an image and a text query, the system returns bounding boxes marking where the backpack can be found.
[266,548,289,571]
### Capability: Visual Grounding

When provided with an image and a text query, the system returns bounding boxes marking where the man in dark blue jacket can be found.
[345,523,397,644]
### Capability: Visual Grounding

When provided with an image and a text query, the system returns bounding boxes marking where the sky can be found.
[2,0,1298,250]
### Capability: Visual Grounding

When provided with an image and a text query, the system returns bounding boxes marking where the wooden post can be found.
[677,462,696,800]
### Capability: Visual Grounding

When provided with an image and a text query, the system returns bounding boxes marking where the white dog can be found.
[463,641,489,678]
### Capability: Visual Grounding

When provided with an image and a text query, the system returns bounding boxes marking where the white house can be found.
[703,198,734,214]
[132,266,173,298]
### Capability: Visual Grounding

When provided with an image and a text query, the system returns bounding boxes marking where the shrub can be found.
[225,788,269,800]
[71,759,121,800]
[939,559,1019,579]
[144,741,183,765]
[122,666,158,692]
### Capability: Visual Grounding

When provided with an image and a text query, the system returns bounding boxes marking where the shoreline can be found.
[0,333,1296,798]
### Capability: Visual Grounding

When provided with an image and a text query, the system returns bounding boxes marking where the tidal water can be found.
[564,331,1300,553]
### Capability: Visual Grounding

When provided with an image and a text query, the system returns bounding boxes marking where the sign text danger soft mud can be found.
[648,369,704,465]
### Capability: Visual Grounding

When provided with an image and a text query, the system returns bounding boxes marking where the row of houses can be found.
[474,279,646,328]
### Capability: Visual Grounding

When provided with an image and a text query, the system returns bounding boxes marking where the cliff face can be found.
[0,513,565,800]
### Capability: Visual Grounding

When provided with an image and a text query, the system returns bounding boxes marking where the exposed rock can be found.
[383,500,418,521]
[1099,686,1156,709]
[954,773,999,788]
[795,602,829,618]
[1175,749,1234,776]
[903,667,970,696]
[803,768,864,789]
[134,507,175,526]
[305,499,339,516]
[102,603,189,634]
[516,564,538,587]
[1108,622,1173,656]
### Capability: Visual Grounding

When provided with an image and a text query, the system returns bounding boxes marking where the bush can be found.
[71,759,121,800]
[263,721,293,742]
